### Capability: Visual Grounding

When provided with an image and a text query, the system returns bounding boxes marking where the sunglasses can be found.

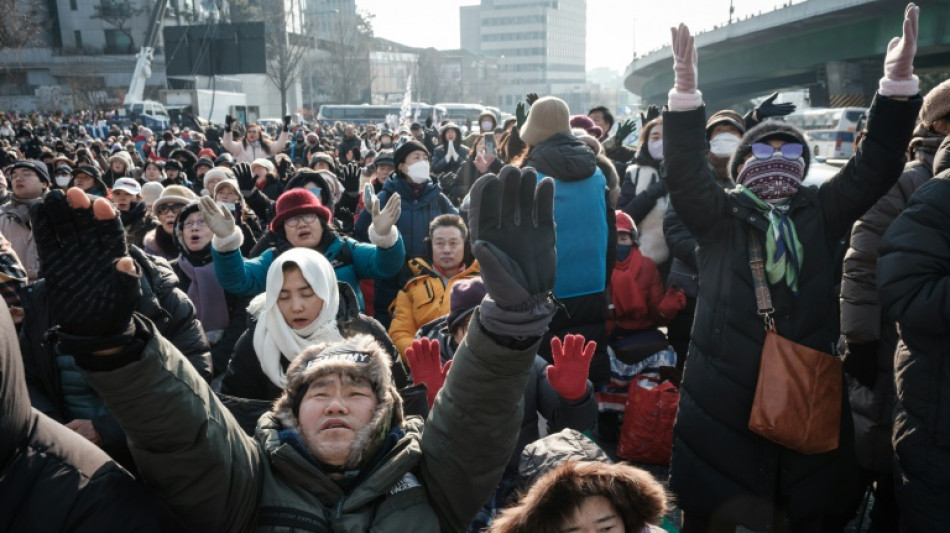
[155,203,185,215]
[750,142,803,161]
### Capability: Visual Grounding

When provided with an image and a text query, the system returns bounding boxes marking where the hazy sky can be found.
[355,0,803,74]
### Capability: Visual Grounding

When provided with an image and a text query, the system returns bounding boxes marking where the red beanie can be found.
[270,189,333,232]
[615,210,638,245]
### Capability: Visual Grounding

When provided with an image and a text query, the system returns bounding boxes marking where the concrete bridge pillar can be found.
[814,61,875,107]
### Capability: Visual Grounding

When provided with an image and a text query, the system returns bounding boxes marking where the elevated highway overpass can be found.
[623,0,950,111]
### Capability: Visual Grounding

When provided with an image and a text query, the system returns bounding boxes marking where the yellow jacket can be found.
[389,257,480,359]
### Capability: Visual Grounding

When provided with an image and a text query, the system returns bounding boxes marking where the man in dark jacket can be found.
[19,245,212,470]
[0,302,164,532]
[30,167,558,531]
[663,13,921,531]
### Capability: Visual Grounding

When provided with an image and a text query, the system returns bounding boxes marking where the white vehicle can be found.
[317,104,446,126]
[437,103,489,131]
[781,107,866,160]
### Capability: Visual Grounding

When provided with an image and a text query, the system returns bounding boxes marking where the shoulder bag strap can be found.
[747,228,775,331]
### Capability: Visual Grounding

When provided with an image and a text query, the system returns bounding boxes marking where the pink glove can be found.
[546,334,596,402]
[405,338,452,408]
[880,3,919,96]
[670,23,697,94]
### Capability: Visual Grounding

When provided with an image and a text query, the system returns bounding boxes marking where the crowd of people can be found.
[1,3,947,532]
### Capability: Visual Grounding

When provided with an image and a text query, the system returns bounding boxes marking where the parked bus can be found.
[316,103,446,126]
[780,107,866,160]
[437,103,489,131]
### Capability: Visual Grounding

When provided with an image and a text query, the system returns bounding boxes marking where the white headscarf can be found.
[250,248,343,388]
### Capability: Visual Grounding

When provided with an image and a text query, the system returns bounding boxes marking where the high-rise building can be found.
[460,0,589,112]
[305,0,358,37]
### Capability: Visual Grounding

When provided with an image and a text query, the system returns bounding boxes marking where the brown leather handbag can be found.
[746,230,842,455]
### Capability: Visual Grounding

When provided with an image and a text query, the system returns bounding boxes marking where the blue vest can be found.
[537,169,608,299]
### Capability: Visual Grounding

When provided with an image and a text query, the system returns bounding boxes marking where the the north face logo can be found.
[388,472,421,495]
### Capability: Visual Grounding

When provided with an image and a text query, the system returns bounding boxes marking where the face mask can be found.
[217,201,236,212]
[709,132,741,156]
[648,139,664,161]
[736,154,805,203]
[55,176,72,188]
[406,160,430,184]
[617,244,633,262]
[481,120,493,131]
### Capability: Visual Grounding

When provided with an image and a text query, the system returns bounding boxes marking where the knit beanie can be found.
[251,158,276,175]
[729,121,810,181]
[272,334,404,470]
[11,160,50,183]
[203,167,234,190]
[141,182,164,206]
[520,96,572,146]
[197,148,216,161]
[309,152,336,173]
[920,78,950,130]
[447,278,487,331]
[164,159,183,172]
[214,152,234,167]
[393,140,429,170]
[193,157,214,172]
[705,110,746,140]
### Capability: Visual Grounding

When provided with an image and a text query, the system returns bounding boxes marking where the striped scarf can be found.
[738,185,803,294]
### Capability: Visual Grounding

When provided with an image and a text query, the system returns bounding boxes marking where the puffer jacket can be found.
[388,257,480,357]
[222,130,289,164]
[877,169,950,531]
[19,246,212,468]
[663,94,919,530]
[840,136,947,475]
[0,196,41,281]
[79,307,542,532]
[0,304,165,532]
[221,282,409,401]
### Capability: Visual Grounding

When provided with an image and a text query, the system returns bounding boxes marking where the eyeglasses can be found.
[155,203,185,215]
[183,219,208,229]
[750,142,804,161]
[285,213,318,227]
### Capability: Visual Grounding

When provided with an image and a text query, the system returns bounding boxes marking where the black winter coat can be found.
[0,304,166,532]
[663,94,919,529]
[221,282,409,401]
[877,170,950,530]
[19,246,212,469]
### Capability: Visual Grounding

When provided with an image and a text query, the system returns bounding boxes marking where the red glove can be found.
[546,334,596,401]
[657,287,686,319]
[405,338,452,408]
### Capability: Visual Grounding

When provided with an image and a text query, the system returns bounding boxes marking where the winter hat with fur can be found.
[520,96,572,146]
[203,166,234,191]
[272,334,404,469]
[920,78,950,130]
[729,121,810,181]
[108,151,134,171]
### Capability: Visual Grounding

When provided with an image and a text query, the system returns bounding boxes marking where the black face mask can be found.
[617,244,633,262]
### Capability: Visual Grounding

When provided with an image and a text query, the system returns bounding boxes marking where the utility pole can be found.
[729,0,735,24]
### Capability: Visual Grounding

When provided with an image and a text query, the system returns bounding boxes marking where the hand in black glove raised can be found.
[640,105,661,128]
[525,92,540,106]
[515,101,528,129]
[31,188,141,349]
[468,166,556,338]
[613,119,636,144]
[753,92,796,121]
[282,114,292,131]
[338,161,362,193]
[233,162,255,193]
[225,114,235,132]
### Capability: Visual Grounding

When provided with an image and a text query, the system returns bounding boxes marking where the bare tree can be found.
[416,48,459,104]
[92,0,145,53]
[0,0,45,51]
[264,6,310,115]
[316,11,374,104]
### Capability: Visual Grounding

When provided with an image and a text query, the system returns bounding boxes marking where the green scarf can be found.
[737,185,804,294]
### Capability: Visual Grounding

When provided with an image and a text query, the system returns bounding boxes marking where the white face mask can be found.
[481,120,493,132]
[648,139,664,161]
[406,160,430,184]
[709,132,741,156]
[55,176,71,188]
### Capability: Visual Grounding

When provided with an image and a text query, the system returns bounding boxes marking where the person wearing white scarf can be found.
[250,248,344,389]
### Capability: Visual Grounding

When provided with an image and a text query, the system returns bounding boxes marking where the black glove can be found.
[843,341,879,389]
[277,157,293,177]
[282,115,292,131]
[225,114,235,132]
[613,119,636,144]
[640,105,660,128]
[515,101,528,129]
[646,178,667,200]
[233,162,255,193]
[468,166,556,338]
[31,190,141,347]
[754,92,796,121]
[338,162,361,193]
[525,92,540,106]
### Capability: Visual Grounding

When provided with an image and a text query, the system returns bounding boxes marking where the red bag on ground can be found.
[616,376,679,465]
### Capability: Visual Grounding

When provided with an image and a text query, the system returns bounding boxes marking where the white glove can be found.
[880,3,919,96]
[199,196,242,253]
[668,23,703,111]
[364,184,401,247]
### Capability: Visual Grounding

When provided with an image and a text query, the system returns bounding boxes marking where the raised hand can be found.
[640,105,661,128]
[225,114,235,132]
[31,188,141,348]
[546,334,595,401]
[754,92,796,120]
[468,166,556,337]
[339,162,362,193]
[232,162,255,193]
[405,338,452,407]
[198,196,236,239]
[282,114,292,131]
[515,101,528,129]
[364,184,401,237]
[670,23,697,93]
[883,3,919,85]
[614,119,636,144]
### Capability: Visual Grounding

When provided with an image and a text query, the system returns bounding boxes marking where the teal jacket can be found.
[213,233,405,310]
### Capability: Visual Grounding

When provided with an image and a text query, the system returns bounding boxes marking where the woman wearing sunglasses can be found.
[660,7,922,532]
[143,185,199,260]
